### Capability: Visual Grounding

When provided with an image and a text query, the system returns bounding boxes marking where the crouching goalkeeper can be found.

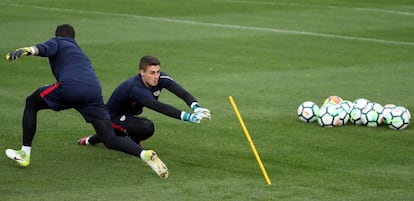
[78,55,211,155]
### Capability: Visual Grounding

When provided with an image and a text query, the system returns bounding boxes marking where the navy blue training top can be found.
[106,72,197,120]
[35,36,101,88]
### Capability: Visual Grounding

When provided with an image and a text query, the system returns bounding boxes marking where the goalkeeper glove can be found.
[5,47,33,61]
[190,102,211,120]
[181,111,209,123]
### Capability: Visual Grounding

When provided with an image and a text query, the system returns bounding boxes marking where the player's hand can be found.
[194,107,211,120]
[5,47,32,61]
[191,102,211,120]
[181,111,209,123]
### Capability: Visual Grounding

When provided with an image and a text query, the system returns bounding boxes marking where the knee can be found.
[143,119,155,136]
[25,91,46,110]
[127,118,154,142]
[25,94,37,109]
[141,119,154,140]
[134,119,154,142]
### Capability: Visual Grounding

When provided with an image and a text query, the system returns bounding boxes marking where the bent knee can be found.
[26,91,47,110]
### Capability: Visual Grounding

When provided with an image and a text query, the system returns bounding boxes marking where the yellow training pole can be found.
[228,96,271,186]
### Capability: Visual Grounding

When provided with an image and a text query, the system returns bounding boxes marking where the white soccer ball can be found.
[350,98,370,125]
[317,104,340,127]
[349,107,362,125]
[371,102,384,122]
[335,102,351,126]
[360,102,383,127]
[383,106,410,130]
[297,101,319,123]
[353,98,370,110]
[404,107,411,121]
[339,100,353,114]
[382,104,396,123]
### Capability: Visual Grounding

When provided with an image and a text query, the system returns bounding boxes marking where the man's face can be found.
[140,65,160,87]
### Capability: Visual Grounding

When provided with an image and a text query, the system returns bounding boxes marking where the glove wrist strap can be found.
[29,47,36,55]
[190,102,200,110]
[181,111,191,121]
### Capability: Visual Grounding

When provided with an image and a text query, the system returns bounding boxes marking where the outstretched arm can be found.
[167,82,197,106]
[167,83,211,120]
[143,99,181,119]
[142,99,207,123]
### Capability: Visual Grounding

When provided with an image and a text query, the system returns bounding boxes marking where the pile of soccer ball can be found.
[297,96,411,131]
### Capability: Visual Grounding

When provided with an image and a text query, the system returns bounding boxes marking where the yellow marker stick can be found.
[228,96,271,186]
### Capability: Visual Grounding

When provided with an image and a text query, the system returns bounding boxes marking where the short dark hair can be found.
[139,55,161,70]
[55,24,75,38]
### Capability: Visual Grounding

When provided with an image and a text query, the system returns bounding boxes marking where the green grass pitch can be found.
[1,0,413,200]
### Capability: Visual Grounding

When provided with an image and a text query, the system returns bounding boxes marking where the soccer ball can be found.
[297,101,319,123]
[353,98,370,110]
[339,100,353,114]
[360,102,383,127]
[317,104,340,127]
[383,106,410,130]
[404,107,411,120]
[349,107,362,124]
[382,104,396,123]
[350,98,370,125]
[370,102,384,121]
[323,95,343,105]
[335,102,351,126]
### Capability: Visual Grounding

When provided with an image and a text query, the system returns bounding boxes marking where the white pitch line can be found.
[1,3,414,46]
[212,0,414,17]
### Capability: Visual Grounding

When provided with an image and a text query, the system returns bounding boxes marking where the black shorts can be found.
[39,81,110,122]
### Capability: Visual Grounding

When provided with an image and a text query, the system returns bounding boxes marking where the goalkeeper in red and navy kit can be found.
[78,55,211,150]
[4,24,178,178]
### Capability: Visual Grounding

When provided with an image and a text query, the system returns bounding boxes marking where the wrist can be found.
[181,111,191,121]
[29,47,34,54]
[29,46,38,55]
[190,102,200,110]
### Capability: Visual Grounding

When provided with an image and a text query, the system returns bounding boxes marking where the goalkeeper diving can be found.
[77,55,211,169]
